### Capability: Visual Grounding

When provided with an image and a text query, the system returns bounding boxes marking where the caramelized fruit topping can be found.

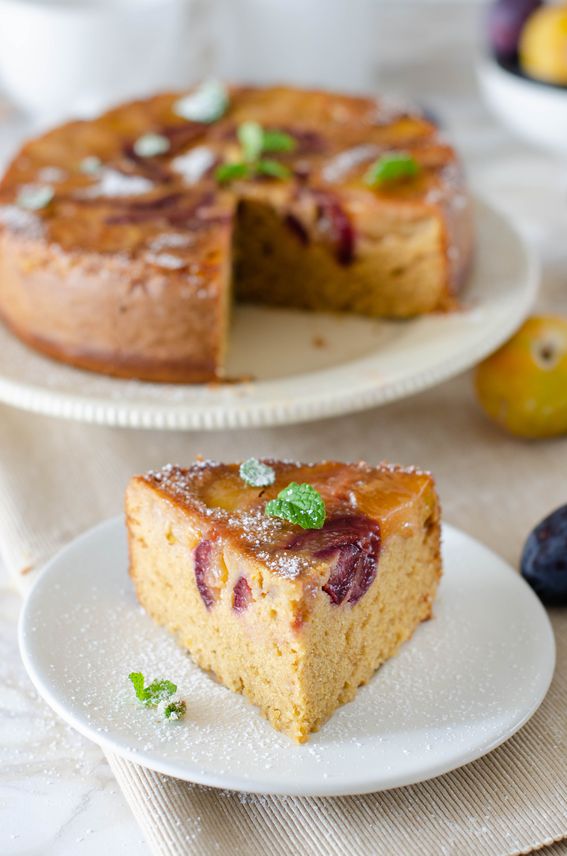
[288,515,381,605]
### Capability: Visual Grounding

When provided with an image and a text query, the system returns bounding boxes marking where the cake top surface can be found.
[139,459,436,580]
[0,84,462,267]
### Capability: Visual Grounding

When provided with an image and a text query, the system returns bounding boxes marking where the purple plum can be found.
[486,0,542,62]
[521,504,567,606]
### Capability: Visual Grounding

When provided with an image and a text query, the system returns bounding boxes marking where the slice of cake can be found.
[126,459,442,742]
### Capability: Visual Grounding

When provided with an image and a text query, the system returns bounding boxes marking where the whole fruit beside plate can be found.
[486,0,567,87]
[521,505,567,605]
[475,315,567,439]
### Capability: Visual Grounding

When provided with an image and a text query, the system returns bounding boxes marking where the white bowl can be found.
[0,0,196,122]
[478,57,567,155]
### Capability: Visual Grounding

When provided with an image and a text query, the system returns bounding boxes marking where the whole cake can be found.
[126,459,442,741]
[0,83,473,383]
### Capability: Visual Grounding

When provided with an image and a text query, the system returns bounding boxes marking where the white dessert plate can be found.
[19,518,554,797]
[0,196,537,431]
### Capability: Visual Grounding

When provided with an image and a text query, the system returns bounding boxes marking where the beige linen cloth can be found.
[1,370,567,856]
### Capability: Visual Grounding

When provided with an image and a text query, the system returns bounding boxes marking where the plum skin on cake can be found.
[0,84,473,383]
[126,459,442,742]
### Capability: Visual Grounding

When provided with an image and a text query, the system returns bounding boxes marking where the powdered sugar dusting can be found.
[172,147,216,185]
[322,145,379,183]
[22,521,549,795]
[146,252,187,270]
[0,204,44,237]
[143,460,431,579]
[373,95,421,125]
[79,168,154,198]
[149,233,194,252]
[145,462,311,579]
[38,166,68,183]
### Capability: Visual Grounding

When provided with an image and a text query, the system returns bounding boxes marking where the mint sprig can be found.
[129,672,176,705]
[129,671,146,701]
[256,159,291,179]
[238,121,264,163]
[261,129,296,154]
[238,121,295,163]
[265,482,326,530]
[216,122,295,185]
[240,458,276,487]
[215,162,251,184]
[365,152,420,188]
[129,671,179,711]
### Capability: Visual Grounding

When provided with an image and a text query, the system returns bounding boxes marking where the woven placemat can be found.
[2,369,566,855]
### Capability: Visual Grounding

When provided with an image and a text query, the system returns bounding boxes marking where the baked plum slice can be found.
[194,539,216,609]
[233,576,253,613]
[313,190,355,265]
[288,515,381,605]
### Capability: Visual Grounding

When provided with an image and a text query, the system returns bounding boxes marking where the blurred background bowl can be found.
[478,56,567,155]
[0,0,205,123]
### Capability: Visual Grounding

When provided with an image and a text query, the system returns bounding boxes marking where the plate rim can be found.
[18,516,556,797]
[0,195,539,431]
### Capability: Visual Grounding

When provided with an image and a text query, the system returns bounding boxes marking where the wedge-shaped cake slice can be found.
[126,460,441,742]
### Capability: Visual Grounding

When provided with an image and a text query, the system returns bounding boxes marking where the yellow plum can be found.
[520,4,567,86]
[475,315,567,438]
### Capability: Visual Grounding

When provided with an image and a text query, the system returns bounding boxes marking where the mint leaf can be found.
[256,159,292,179]
[163,699,187,721]
[129,672,146,703]
[265,482,326,530]
[262,130,296,153]
[238,121,264,163]
[129,672,177,707]
[144,679,177,705]
[215,162,251,184]
[365,152,419,187]
[133,133,170,158]
[218,123,295,184]
[237,122,295,162]
[173,81,229,124]
[240,458,276,487]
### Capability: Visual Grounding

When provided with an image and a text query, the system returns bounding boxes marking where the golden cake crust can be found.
[136,459,437,582]
[0,85,473,382]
